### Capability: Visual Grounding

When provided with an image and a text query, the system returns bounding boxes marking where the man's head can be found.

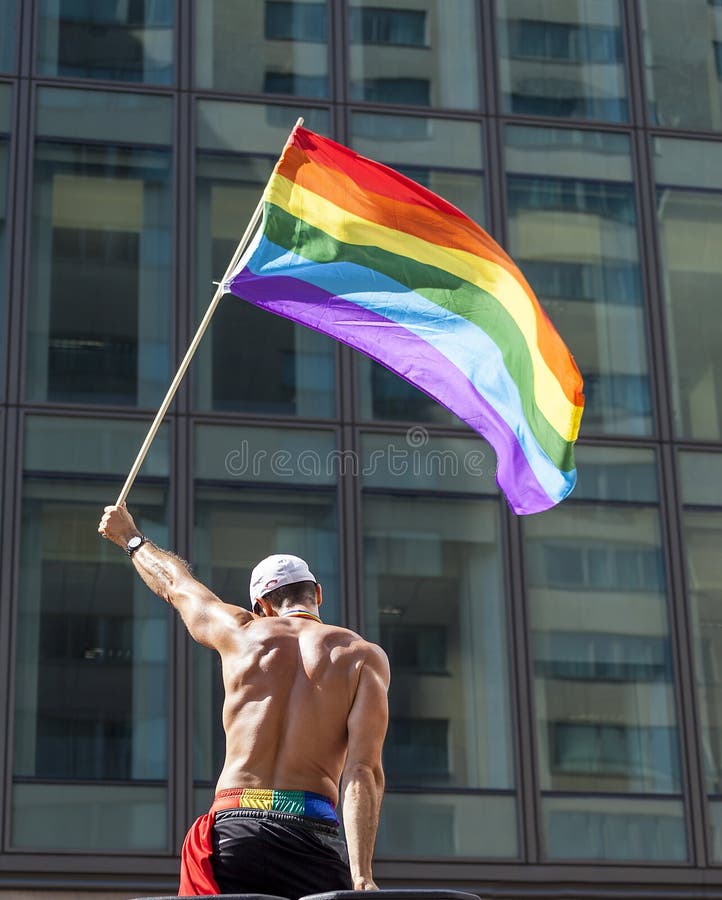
[248,554,320,615]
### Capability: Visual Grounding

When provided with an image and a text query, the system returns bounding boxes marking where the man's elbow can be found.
[344,760,385,793]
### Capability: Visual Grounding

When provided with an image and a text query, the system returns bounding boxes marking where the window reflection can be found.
[543,796,687,861]
[36,0,173,83]
[679,452,722,859]
[12,418,170,851]
[506,126,651,436]
[525,448,685,861]
[654,138,722,440]
[195,102,336,416]
[196,0,329,98]
[363,490,516,857]
[497,0,628,121]
[193,424,339,790]
[26,142,172,406]
[0,0,17,72]
[348,0,480,110]
[351,113,484,426]
[642,0,722,130]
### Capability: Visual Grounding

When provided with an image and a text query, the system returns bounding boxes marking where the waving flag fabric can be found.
[224,126,584,514]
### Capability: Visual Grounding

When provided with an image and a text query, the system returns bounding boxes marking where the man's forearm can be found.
[131,541,193,605]
[342,763,384,888]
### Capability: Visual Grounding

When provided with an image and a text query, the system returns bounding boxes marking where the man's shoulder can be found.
[320,625,388,664]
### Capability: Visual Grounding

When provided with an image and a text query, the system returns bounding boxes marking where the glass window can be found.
[524,446,686,861]
[193,424,340,810]
[11,416,170,851]
[654,138,722,440]
[26,89,173,407]
[0,84,10,396]
[348,0,480,110]
[195,101,335,416]
[361,432,498,495]
[497,0,628,121]
[196,0,329,98]
[351,113,484,426]
[0,0,17,72]
[36,0,173,83]
[362,446,516,858]
[543,796,686,861]
[641,0,722,130]
[506,125,651,436]
[679,452,722,859]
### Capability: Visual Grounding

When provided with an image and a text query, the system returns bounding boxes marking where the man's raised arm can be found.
[97,504,251,649]
[342,643,390,890]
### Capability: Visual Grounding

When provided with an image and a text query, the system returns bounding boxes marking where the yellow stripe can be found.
[240,789,274,810]
[267,175,582,442]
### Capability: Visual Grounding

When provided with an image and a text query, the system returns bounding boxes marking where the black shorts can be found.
[211,809,353,899]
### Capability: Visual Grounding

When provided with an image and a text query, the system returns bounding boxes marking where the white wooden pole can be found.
[115,118,304,505]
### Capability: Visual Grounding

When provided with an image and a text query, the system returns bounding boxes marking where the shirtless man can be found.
[98,503,390,897]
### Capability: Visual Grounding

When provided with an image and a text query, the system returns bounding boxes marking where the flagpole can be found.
[115,117,304,506]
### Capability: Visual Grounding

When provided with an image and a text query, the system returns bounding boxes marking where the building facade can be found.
[0,0,721,897]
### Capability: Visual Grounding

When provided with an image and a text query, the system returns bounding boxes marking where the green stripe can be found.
[272,790,306,815]
[264,202,575,471]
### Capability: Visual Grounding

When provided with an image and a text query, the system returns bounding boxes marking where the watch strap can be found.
[126,535,146,558]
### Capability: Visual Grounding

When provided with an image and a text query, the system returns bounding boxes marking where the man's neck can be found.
[280,607,322,623]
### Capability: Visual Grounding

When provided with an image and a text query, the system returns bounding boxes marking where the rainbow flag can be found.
[224,126,584,515]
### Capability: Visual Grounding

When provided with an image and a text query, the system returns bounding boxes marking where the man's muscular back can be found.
[218,616,375,803]
[97,504,389,888]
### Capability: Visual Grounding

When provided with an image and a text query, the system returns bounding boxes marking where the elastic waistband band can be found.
[212,788,339,825]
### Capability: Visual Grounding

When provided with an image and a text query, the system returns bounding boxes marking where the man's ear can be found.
[257,596,278,617]
[315,583,323,609]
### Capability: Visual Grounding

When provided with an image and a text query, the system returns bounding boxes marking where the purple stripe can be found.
[228,269,556,514]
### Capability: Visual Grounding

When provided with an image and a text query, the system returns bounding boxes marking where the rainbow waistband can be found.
[212,788,339,825]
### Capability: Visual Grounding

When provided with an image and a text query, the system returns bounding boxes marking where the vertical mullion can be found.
[336,0,362,639]
[6,77,32,408]
[173,412,193,854]
[17,0,33,79]
[1,406,22,853]
[621,0,647,128]
[508,512,541,863]
[480,0,501,120]
[629,0,705,855]
[339,423,360,632]
[660,441,710,866]
[1,0,33,848]
[484,0,541,856]
[172,0,194,858]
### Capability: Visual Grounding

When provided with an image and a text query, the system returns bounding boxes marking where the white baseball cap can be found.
[249,554,316,607]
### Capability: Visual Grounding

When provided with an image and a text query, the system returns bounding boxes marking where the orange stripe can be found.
[277,143,583,403]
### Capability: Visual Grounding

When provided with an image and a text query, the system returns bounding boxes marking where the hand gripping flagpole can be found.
[114,117,305,506]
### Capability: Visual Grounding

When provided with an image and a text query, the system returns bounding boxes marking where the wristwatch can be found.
[126,535,146,558]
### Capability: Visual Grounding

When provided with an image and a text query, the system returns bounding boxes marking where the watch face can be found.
[128,536,143,549]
